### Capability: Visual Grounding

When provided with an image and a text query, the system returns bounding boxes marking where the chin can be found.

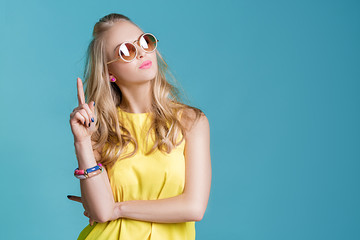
[140,68,157,79]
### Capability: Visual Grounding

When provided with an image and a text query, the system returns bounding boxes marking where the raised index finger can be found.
[77,77,86,105]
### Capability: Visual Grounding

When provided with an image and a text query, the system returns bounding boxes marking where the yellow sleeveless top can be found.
[77,106,195,240]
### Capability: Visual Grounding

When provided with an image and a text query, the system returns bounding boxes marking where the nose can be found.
[136,44,146,59]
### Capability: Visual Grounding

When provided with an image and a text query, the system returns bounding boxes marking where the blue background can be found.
[1,0,359,239]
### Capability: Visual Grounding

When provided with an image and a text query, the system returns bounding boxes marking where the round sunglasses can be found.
[106,33,159,64]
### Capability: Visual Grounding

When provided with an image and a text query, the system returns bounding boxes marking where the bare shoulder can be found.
[180,107,209,137]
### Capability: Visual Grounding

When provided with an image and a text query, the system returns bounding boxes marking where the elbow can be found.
[90,207,115,224]
[82,206,105,223]
[97,202,120,223]
[96,215,109,224]
[89,212,109,224]
[97,208,115,223]
[190,204,205,222]
[184,195,207,222]
[194,209,204,222]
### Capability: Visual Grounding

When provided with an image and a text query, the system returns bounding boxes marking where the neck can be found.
[118,81,152,113]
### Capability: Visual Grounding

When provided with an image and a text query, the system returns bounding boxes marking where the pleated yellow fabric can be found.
[77,106,195,240]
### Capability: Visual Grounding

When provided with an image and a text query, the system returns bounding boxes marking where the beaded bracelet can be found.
[74,168,103,180]
[74,163,103,180]
[74,163,102,175]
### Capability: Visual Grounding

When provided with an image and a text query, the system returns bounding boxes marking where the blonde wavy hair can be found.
[82,13,204,170]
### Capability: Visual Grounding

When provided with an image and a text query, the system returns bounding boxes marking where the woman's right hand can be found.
[69,77,98,143]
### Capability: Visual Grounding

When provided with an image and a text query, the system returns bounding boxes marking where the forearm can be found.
[110,194,200,223]
[75,137,115,223]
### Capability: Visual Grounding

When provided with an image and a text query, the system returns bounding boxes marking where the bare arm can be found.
[107,112,212,223]
[111,194,199,223]
[75,137,116,223]
[69,78,116,223]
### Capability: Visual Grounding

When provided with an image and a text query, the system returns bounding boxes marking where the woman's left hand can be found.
[67,195,97,226]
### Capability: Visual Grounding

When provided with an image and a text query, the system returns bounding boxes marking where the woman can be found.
[67,13,211,240]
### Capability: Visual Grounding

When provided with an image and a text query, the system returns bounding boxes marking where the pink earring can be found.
[110,77,116,82]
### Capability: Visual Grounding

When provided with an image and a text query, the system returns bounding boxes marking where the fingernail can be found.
[84,121,86,125]
[91,117,94,122]
[88,122,90,127]
[93,101,95,106]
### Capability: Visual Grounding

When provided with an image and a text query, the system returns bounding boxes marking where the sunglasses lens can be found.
[119,43,137,61]
[140,34,157,52]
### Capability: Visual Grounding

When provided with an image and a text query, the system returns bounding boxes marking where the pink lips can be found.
[139,60,152,69]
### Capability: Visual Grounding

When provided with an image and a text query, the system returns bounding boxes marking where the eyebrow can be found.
[113,33,144,54]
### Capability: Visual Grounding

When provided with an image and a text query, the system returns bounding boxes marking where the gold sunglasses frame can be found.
[106,32,159,64]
